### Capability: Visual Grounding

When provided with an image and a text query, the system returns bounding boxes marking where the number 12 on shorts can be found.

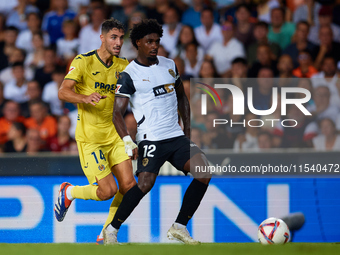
[143,144,156,157]
[91,150,106,164]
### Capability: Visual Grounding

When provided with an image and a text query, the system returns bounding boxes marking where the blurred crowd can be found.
[0,0,340,153]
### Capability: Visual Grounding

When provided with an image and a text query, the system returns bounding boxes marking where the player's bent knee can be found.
[137,172,157,194]
[187,153,212,180]
[137,180,154,194]
[97,186,117,200]
[119,179,137,195]
[98,191,116,201]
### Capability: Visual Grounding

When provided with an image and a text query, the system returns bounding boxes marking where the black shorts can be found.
[136,135,203,176]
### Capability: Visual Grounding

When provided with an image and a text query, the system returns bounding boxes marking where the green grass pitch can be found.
[1,243,339,255]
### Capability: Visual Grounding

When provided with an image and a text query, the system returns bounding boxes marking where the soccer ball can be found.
[257,217,290,245]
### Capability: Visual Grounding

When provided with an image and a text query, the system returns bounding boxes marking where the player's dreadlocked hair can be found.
[101,17,125,34]
[130,19,163,49]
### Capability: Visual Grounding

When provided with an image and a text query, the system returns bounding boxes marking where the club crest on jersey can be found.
[153,83,175,96]
[115,71,120,79]
[68,66,75,74]
[142,158,149,166]
[168,69,176,78]
[98,164,105,171]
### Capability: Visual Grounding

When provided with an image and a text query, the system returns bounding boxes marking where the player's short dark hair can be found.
[101,18,125,34]
[232,57,247,66]
[130,19,163,50]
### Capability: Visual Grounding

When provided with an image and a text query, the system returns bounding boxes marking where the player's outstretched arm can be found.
[113,96,138,159]
[176,81,191,138]
[58,79,107,106]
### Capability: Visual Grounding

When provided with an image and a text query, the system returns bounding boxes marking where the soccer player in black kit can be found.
[102,19,211,244]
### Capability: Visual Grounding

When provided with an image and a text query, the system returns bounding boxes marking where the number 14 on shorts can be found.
[91,150,106,163]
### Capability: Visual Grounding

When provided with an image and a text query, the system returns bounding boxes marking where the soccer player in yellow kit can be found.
[54,18,137,243]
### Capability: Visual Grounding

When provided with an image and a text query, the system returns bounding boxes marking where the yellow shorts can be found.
[77,135,129,184]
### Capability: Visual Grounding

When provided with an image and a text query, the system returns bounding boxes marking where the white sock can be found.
[98,231,103,239]
[174,222,186,229]
[106,224,119,233]
[66,186,75,201]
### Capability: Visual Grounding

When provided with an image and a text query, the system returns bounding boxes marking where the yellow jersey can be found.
[65,50,129,144]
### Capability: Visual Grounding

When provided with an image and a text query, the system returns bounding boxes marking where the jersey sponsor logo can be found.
[92,71,100,75]
[142,77,151,82]
[168,69,176,78]
[68,66,75,74]
[94,82,116,92]
[153,83,175,97]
